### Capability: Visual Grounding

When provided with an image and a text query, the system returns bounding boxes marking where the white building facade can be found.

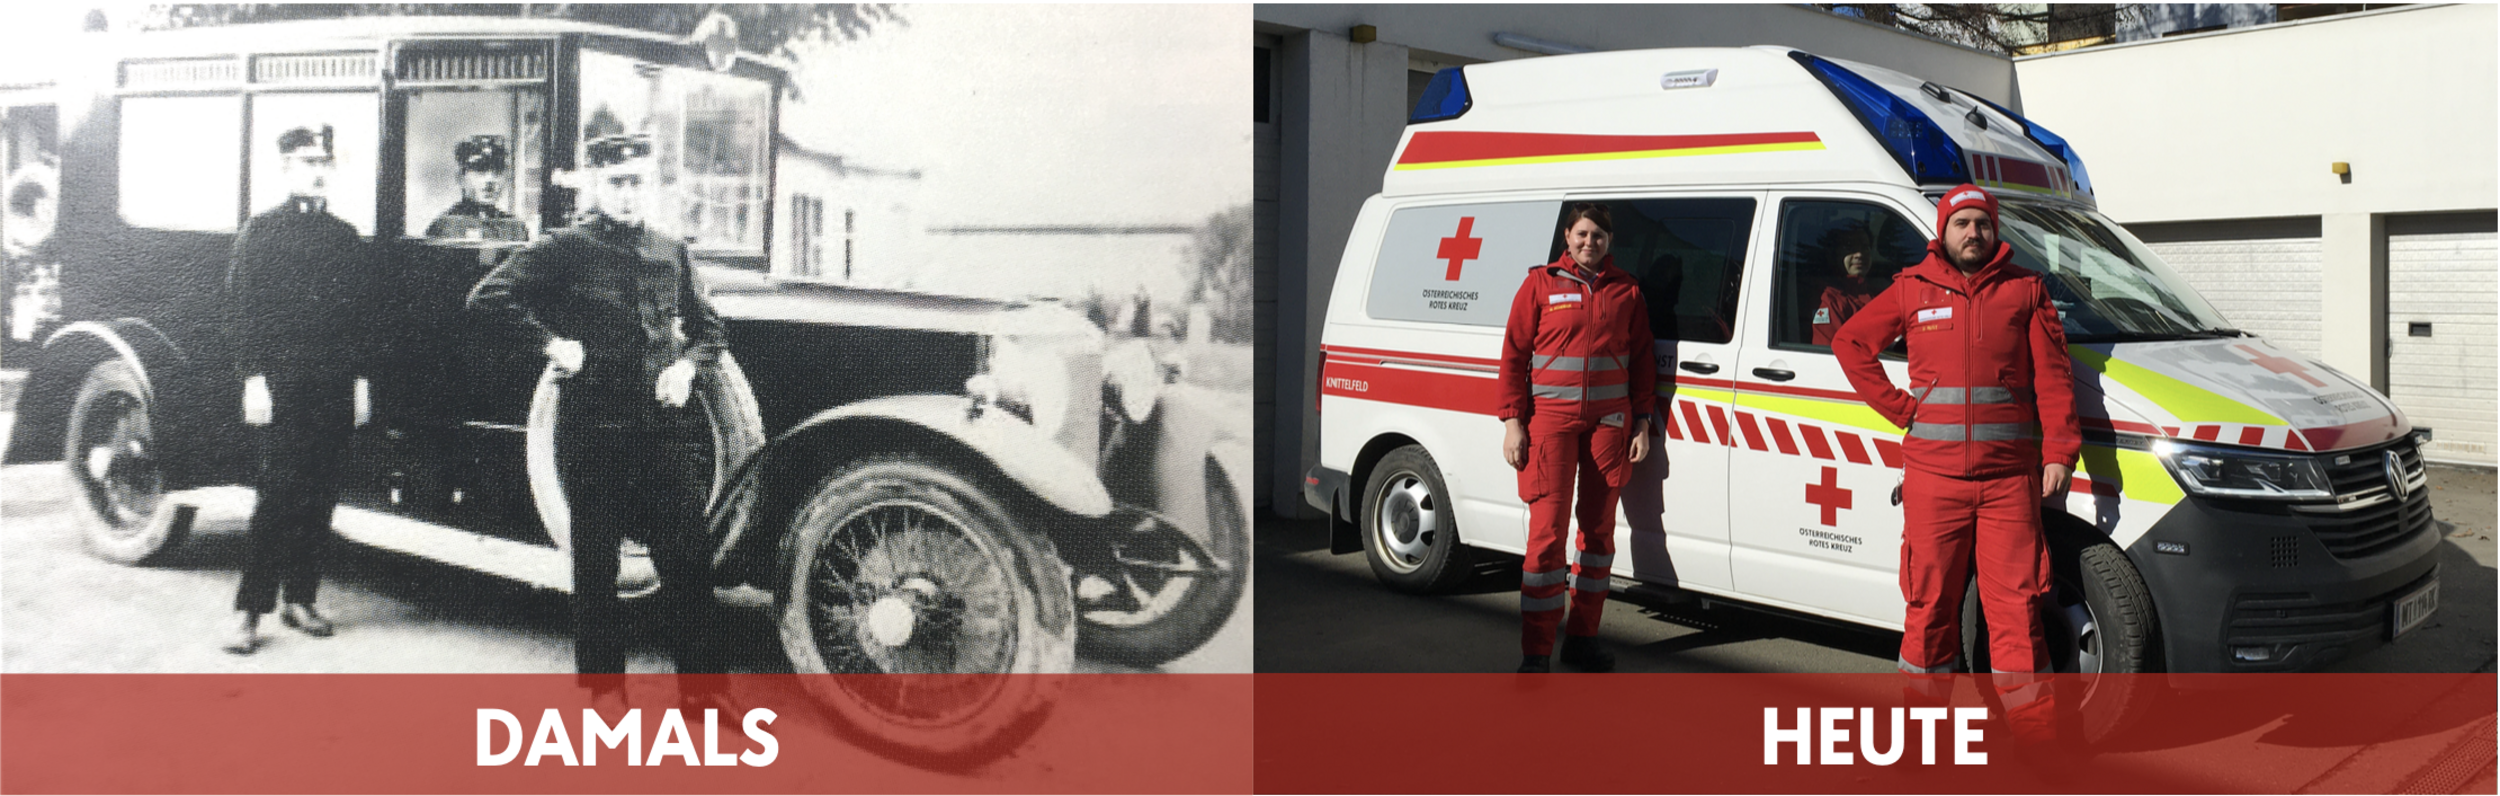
[2017,3,2499,465]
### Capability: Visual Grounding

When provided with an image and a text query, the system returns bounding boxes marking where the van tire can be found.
[1360,445,1471,593]
[1962,519,2159,746]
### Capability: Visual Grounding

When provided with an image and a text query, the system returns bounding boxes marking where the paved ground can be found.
[1256,465,2494,674]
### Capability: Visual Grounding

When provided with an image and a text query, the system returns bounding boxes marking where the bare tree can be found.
[1815,4,2142,55]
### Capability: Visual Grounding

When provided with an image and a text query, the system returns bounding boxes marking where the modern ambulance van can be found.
[1305,46,2440,718]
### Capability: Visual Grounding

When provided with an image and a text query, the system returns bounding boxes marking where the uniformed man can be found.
[222,124,375,654]
[465,108,729,711]
[425,134,528,243]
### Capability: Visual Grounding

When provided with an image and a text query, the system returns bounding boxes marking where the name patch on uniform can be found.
[1550,293,1584,304]
[1916,306,1953,323]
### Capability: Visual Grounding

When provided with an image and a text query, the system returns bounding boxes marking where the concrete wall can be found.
[1254,4,2020,515]
[2015,3,2498,401]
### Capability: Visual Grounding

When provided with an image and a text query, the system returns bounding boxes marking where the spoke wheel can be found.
[780,455,1073,767]
[64,358,187,563]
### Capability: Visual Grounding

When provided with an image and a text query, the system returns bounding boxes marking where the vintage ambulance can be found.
[1305,46,2439,737]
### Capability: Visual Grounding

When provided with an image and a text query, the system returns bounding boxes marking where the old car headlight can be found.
[969,335,1073,440]
[2153,439,2333,500]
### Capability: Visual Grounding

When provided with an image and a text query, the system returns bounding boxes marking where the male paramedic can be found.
[1496,202,1658,674]
[1830,185,2079,730]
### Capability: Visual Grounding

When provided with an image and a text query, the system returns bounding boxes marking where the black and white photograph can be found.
[0,2,1249,773]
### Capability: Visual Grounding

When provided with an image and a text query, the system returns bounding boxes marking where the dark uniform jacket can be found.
[464,213,726,389]
[224,197,376,377]
[426,199,528,243]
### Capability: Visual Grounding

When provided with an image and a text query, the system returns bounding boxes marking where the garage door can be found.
[2131,217,2325,361]
[2387,213,2498,466]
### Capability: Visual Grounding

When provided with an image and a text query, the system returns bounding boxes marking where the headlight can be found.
[2153,439,2333,500]
[968,335,1073,441]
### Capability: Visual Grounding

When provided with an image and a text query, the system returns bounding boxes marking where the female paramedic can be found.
[1495,202,1660,674]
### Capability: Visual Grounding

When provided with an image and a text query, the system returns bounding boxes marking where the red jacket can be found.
[1810,277,1882,346]
[1830,242,2080,478]
[1496,255,1657,427]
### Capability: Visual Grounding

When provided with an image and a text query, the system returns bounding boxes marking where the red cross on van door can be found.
[1437,217,1482,281]
[2237,344,2327,387]
[1806,466,1852,526]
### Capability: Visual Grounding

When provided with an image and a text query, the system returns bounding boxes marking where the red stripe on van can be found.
[1798,424,1836,460]
[1681,401,1712,446]
[1764,417,1801,456]
[1664,406,1686,441]
[1998,157,2053,189]
[1734,380,1867,403]
[2193,425,2221,441]
[1834,432,1873,465]
[2240,426,2267,446]
[1732,411,1769,451]
[1706,404,1734,448]
[1318,359,1495,415]
[1395,131,1823,165]
[1873,438,1903,469]
[1319,344,1501,371]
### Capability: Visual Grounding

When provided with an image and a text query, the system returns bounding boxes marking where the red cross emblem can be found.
[2236,344,2326,387]
[1436,217,1482,281]
[1805,466,1852,526]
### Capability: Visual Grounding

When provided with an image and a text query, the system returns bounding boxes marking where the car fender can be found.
[4,319,201,475]
[795,394,1113,518]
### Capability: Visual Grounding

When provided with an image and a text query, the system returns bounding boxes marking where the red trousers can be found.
[1517,413,1628,656]
[1897,468,2051,676]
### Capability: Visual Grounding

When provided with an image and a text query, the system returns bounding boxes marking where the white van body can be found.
[1306,46,2439,698]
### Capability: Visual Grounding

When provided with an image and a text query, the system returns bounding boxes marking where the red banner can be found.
[1256,673,2494,794]
[1,674,1252,794]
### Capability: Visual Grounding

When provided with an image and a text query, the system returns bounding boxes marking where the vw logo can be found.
[2383,451,2409,500]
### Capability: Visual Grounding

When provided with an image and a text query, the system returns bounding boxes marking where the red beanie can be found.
[1935,183,1999,238]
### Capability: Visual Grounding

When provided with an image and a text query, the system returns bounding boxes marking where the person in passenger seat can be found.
[1810,225,1882,346]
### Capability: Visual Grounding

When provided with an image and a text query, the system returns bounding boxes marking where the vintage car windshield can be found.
[1997,200,2239,343]
[579,50,771,255]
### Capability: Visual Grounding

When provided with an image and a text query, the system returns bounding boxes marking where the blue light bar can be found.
[1409,67,1471,124]
[1965,93,2097,198]
[1789,52,1967,185]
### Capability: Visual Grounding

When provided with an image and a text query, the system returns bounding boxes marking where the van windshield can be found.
[1997,201,2238,343]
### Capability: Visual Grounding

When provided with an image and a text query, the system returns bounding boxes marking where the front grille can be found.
[2269,535,2299,568]
[2305,441,2433,559]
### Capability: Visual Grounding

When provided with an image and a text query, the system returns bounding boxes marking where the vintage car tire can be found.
[525,356,768,599]
[1361,445,1473,594]
[1074,461,1249,666]
[63,357,187,564]
[778,454,1076,766]
[1962,518,2159,747]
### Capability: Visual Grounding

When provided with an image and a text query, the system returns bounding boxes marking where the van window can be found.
[118,96,243,232]
[405,87,545,243]
[1549,197,1755,344]
[1365,200,1565,327]
[247,92,380,235]
[1771,199,1926,351]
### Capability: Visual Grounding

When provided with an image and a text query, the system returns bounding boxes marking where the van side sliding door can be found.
[1725,191,1931,627]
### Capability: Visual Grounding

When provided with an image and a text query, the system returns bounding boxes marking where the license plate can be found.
[2391,580,2439,639]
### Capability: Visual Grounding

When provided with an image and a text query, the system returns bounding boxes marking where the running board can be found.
[169,486,574,593]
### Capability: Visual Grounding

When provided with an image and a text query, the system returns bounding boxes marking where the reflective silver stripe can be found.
[1908,386,2019,405]
[1521,569,1569,587]
[1905,422,2034,442]
[1531,355,1623,372]
[1570,574,1610,593]
[1575,552,1615,569]
[1522,593,1568,612]
[1528,382,1629,401]
[1599,412,1625,428]
[1898,655,1957,675]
